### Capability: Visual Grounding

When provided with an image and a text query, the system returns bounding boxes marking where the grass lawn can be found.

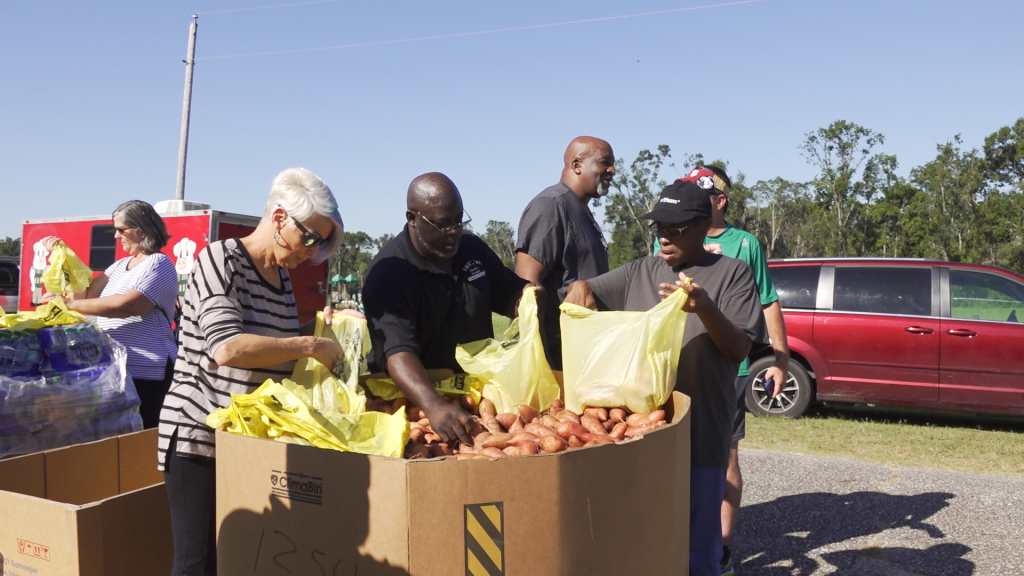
[744,404,1024,477]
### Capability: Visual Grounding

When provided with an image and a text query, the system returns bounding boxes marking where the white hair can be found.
[263,167,344,264]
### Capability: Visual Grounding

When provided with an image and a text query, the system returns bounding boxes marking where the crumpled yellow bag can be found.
[455,287,560,414]
[41,241,93,295]
[364,373,483,403]
[0,297,86,331]
[290,311,371,414]
[207,378,408,458]
[559,286,689,414]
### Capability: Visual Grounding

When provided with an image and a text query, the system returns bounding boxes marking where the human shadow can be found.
[733,491,974,575]
[218,442,410,576]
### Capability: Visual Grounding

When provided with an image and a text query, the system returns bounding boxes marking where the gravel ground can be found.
[732,448,1024,576]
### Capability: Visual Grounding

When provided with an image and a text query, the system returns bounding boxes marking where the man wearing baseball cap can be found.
[564,180,767,576]
[682,166,789,576]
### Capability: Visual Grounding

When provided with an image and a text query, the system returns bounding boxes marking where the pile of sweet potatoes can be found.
[379,394,667,460]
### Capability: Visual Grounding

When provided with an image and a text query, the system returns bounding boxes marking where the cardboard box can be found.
[0,429,172,576]
[216,391,691,575]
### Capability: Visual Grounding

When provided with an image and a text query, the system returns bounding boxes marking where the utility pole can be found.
[175,14,198,201]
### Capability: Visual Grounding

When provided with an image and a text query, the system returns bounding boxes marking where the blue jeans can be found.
[691,465,728,576]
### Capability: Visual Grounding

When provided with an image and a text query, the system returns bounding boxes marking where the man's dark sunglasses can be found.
[288,212,326,248]
[650,220,700,239]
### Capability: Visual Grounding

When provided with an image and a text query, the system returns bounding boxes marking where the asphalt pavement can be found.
[732,448,1024,576]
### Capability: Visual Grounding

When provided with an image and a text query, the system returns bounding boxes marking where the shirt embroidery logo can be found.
[659,198,680,204]
[463,260,486,282]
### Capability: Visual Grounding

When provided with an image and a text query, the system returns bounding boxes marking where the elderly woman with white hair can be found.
[157,168,345,576]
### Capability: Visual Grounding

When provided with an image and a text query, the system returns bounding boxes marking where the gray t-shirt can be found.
[517,182,609,368]
[586,253,767,467]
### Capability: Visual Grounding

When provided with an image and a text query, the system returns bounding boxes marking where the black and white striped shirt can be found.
[157,238,299,469]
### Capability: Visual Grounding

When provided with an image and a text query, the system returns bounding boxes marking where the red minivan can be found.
[746,258,1024,418]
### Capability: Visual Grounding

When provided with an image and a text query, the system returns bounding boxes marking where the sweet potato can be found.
[481,447,508,459]
[482,416,504,434]
[409,427,425,443]
[602,419,616,432]
[481,433,513,450]
[584,436,616,447]
[555,421,590,440]
[457,445,478,455]
[502,445,521,457]
[609,422,628,441]
[646,409,666,425]
[516,404,541,424]
[406,406,425,422]
[584,407,609,422]
[423,432,442,444]
[609,408,627,423]
[541,415,562,430]
[548,399,565,413]
[457,453,484,460]
[555,410,582,424]
[567,435,585,448]
[418,417,432,428]
[433,443,455,457]
[580,415,608,436]
[624,421,666,439]
[404,443,430,459]
[539,434,567,453]
[626,412,648,427]
[479,398,497,420]
[495,413,519,430]
[508,416,525,434]
[473,432,493,448]
[518,441,540,455]
[525,423,558,438]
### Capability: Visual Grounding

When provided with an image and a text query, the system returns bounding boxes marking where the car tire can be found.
[745,357,813,418]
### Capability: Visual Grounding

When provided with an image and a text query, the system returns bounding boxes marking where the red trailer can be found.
[18,201,327,323]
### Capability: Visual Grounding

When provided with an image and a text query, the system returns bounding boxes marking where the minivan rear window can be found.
[834,267,931,316]
[772,265,819,309]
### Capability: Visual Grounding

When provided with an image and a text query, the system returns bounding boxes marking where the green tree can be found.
[983,117,1024,188]
[375,232,395,251]
[329,231,375,283]
[0,236,19,257]
[800,120,886,256]
[603,145,679,268]
[479,220,516,269]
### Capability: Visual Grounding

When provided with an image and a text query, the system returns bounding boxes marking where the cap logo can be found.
[659,198,680,204]
[688,169,701,178]
[696,175,716,190]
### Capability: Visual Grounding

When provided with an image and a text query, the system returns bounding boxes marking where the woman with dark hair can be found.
[42,200,178,429]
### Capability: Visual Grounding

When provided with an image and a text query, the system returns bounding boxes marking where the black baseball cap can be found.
[640,180,712,223]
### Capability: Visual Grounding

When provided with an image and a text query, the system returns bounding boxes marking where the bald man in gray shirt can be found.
[516,136,613,369]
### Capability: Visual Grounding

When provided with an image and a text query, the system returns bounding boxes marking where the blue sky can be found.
[2,0,1021,242]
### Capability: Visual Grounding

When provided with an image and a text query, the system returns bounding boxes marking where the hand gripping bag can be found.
[559,287,688,414]
[41,241,93,295]
[290,310,370,414]
[455,286,560,414]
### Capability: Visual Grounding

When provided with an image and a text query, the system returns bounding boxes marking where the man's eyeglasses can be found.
[412,210,472,235]
[286,211,326,248]
[650,220,699,239]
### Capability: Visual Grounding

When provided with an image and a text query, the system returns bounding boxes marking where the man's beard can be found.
[596,180,610,197]
[414,224,458,259]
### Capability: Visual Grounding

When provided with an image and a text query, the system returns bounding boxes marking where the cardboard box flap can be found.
[0,451,47,498]
[45,437,119,505]
[117,429,163,494]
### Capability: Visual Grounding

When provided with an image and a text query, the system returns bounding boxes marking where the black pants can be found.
[164,436,217,576]
[133,358,174,429]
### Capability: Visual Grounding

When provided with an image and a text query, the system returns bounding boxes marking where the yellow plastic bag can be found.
[455,287,560,414]
[207,378,409,458]
[290,311,371,414]
[559,287,689,414]
[364,373,483,403]
[0,297,86,331]
[41,241,93,295]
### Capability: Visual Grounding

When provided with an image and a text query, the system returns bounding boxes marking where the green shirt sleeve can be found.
[746,234,778,306]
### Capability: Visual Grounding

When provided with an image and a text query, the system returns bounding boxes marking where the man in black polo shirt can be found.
[363,172,534,444]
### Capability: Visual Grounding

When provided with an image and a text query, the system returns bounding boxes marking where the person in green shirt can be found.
[660,166,789,575]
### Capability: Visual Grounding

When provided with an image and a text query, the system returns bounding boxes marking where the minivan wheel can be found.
[745,357,813,418]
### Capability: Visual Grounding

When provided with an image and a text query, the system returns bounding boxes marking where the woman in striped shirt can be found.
[41,200,179,429]
[158,167,345,576]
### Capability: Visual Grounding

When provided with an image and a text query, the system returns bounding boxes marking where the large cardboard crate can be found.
[0,429,172,576]
[216,391,690,576]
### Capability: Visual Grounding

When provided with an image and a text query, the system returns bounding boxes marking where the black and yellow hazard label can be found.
[465,502,504,576]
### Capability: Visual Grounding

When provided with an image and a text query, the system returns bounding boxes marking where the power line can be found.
[198,0,768,61]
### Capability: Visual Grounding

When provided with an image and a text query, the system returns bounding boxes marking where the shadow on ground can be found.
[734,491,974,575]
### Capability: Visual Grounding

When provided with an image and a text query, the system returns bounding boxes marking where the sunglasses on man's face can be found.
[651,220,700,239]
[289,214,326,248]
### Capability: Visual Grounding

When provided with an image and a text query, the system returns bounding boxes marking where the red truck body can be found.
[19,207,327,324]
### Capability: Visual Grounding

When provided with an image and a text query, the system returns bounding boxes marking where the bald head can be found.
[407,172,462,213]
[561,137,615,202]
